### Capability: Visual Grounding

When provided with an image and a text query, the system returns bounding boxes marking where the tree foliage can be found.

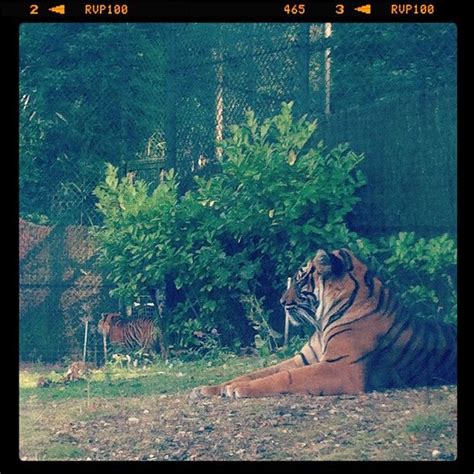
[93,102,366,355]
[20,24,166,223]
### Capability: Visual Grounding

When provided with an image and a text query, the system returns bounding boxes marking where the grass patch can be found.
[19,412,52,460]
[19,356,269,460]
[42,445,90,461]
[20,355,267,403]
[405,412,452,437]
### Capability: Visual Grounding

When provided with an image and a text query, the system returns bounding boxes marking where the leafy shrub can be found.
[107,349,157,369]
[93,102,366,356]
[241,294,282,357]
[167,318,223,360]
[355,232,457,324]
[276,335,308,359]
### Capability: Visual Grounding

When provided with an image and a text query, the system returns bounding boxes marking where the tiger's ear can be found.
[313,249,332,275]
[334,248,354,272]
[313,249,346,277]
[329,253,345,276]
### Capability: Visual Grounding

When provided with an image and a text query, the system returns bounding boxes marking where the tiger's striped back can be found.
[98,313,157,351]
[361,313,457,390]
[281,248,456,390]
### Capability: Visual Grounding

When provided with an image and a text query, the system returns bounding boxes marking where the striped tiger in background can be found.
[98,313,156,351]
[191,248,456,399]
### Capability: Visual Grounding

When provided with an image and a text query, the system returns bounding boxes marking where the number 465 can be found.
[284,4,306,15]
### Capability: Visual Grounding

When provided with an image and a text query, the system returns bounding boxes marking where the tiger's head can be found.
[280,248,368,328]
[97,312,121,336]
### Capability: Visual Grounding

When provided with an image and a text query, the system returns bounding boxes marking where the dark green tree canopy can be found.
[20,24,166,223]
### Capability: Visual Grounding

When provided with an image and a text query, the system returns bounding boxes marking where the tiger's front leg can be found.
[190,355,305,399]
[224,361,366,398]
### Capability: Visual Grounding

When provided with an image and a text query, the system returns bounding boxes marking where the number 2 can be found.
[30,4,39,14]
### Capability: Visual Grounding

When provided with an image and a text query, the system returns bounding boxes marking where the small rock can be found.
[432,449,441,459]
[143,409,150,415]
[127,417,140,425]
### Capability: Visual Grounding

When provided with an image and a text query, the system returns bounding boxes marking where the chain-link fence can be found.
[19,23,457,362]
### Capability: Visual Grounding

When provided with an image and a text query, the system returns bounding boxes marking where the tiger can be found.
[98,312,157,351]
[191,248,456,399]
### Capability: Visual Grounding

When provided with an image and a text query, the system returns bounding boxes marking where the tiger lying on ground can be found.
[191,248,456,399]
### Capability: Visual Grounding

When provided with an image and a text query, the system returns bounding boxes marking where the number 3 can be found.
[336,4,344,14]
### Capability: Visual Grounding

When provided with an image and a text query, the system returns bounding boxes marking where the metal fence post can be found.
[164,25,177,174]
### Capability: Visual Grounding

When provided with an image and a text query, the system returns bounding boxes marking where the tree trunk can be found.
[148,287,169,360]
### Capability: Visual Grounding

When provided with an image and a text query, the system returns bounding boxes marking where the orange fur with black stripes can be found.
[98,313,156,351]
[191,248,456,398]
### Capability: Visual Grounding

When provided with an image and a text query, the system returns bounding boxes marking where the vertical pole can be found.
[283,277,291,347]
[103,332,108,365]
[215,47,224,162]
[164,25,177,175]
[82,319,89,363]
[324,23,333,117]
[249,24,257,111]
[284,311,290,348]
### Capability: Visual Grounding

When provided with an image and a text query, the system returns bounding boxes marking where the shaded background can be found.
[19,23,457,362]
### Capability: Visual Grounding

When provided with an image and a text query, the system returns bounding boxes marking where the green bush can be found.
[93,102,366,356]
[241,294,282,357]
[355,232,457,324]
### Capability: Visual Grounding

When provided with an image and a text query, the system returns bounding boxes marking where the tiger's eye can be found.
[317,254,330,265]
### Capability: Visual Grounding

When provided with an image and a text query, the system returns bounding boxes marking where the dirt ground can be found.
[20,384,457,461]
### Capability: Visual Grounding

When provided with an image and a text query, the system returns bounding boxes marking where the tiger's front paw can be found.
[221,382,252,399]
